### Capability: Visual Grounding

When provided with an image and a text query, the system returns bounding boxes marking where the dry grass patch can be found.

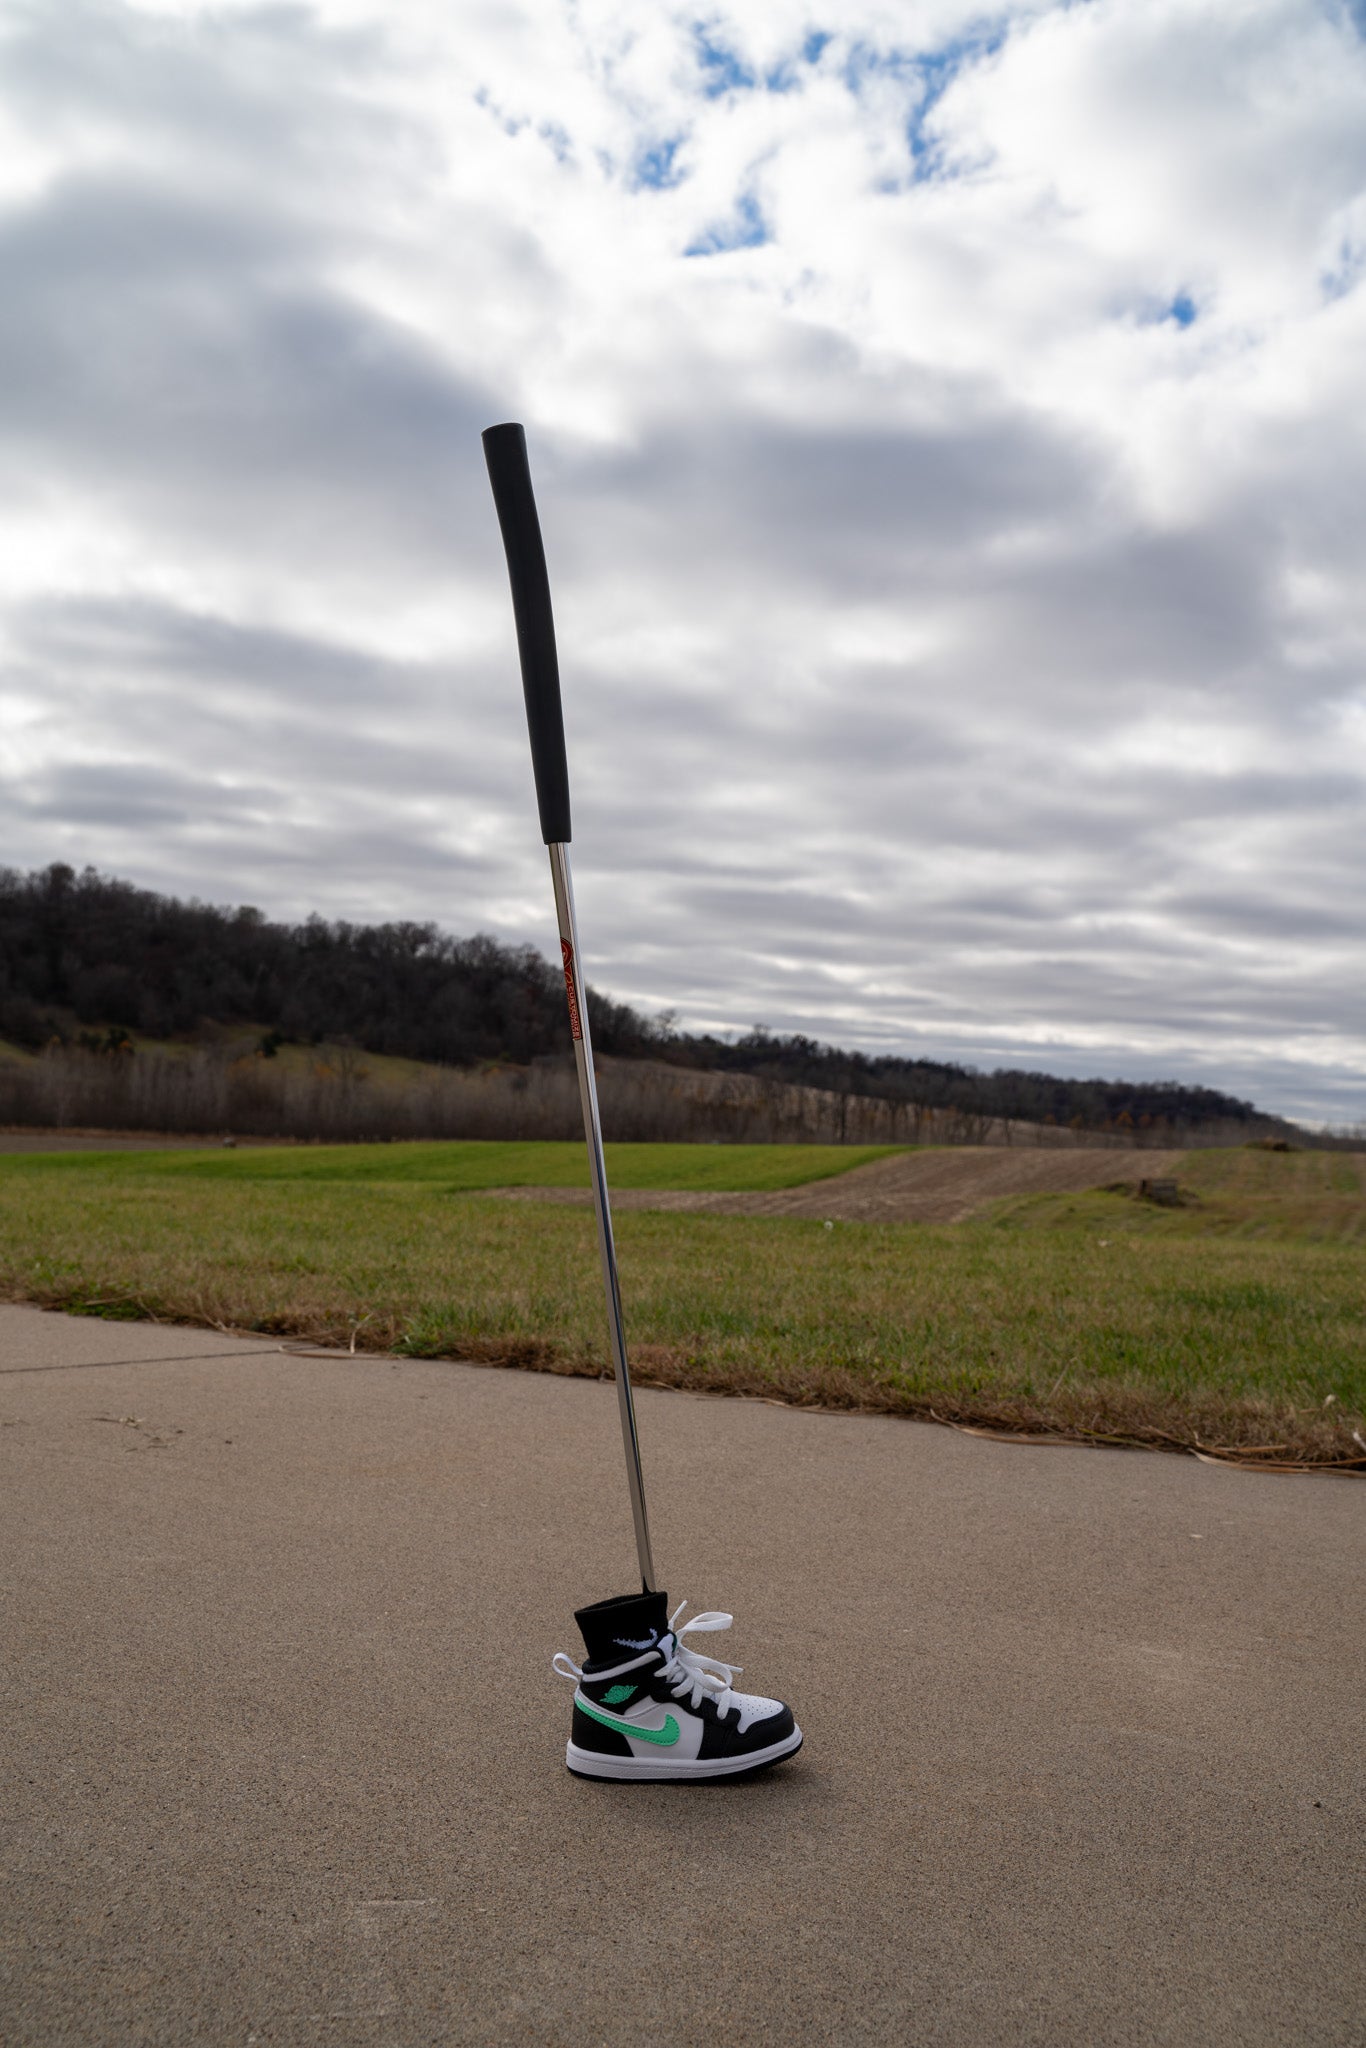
[0,1150,1361,1468]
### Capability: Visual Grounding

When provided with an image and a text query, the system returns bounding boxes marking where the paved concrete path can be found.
[2,1304,1361,2047]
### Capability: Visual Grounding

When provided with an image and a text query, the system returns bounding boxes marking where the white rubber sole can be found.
[566,1725,803,1781]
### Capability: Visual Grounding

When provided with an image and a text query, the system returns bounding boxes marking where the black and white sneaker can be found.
[553,1590,803,1781]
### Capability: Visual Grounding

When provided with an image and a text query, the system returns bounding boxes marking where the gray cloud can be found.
[0,0,1362,1123]
[0,177,498,584]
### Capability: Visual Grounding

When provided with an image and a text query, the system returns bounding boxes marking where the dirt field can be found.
[493,1145,1191,1223]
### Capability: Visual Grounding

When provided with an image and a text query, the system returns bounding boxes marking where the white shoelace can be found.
[552,1601,744,1717]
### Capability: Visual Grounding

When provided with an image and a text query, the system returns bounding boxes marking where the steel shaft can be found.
[548,842,657,1592]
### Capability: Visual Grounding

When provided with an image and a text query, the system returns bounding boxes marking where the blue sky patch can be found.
[539,121,572,166]
[1319,237,1364,301]
[842,26,1009,183]
[693,23,757,96]
[767,27,833,88]
[1132,291,1199,328]
[842,40,919,94]
[472,86,526,141]
[633,136,688,191]
[684,190,769,257]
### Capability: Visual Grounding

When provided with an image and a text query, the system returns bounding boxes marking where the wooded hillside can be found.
[0,863,1279,1136]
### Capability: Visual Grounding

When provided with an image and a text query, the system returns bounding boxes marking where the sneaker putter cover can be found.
[553,1591,802,1781]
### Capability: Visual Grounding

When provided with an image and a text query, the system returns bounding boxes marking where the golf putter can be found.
[483,423,801,1780]
[481,421,657,1594]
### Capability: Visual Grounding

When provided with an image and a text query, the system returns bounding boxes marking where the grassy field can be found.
[1004,1144,1366,1243]
[0,1142,1361,1467]
[0,1139,903,1191]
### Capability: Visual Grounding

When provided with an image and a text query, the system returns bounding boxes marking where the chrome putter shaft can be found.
[482,420,657,1593]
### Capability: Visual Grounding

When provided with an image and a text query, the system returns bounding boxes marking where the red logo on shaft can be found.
[561,939,583,1041]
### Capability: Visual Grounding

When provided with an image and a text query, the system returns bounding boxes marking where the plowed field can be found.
[494,1144,1190,1223]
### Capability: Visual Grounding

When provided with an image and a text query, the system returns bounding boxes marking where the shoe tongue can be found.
[574,1589,669,1665]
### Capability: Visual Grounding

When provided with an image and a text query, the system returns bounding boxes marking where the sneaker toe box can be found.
[704,1694,795,1757]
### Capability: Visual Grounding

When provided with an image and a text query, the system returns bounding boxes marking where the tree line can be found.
[0,862,661,1068]
[682,1028,1265,1133]
[0,863,1275,1134]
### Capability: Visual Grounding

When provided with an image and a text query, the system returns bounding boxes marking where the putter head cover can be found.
[553,1591,802,1781]
[576,1590,669,1660]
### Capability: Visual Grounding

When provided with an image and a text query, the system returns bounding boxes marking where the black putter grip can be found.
[482,422,571,845]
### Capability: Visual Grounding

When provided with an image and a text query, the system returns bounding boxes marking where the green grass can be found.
[3,1139,904,1192]
[988,1145,1366,1244]
[0,1142,1361,1465]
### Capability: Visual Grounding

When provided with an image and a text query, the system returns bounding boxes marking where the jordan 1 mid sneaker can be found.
[552,1590,802,1781]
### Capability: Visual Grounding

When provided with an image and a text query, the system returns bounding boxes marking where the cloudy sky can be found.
[1,0,1363,1122]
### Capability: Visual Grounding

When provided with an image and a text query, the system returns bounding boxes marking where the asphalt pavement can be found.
[1,1302,1362,2046]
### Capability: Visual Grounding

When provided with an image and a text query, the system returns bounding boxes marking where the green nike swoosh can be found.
[577,1696,680,1747]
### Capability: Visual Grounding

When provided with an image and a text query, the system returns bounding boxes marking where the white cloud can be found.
[0,0,1363,1119]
